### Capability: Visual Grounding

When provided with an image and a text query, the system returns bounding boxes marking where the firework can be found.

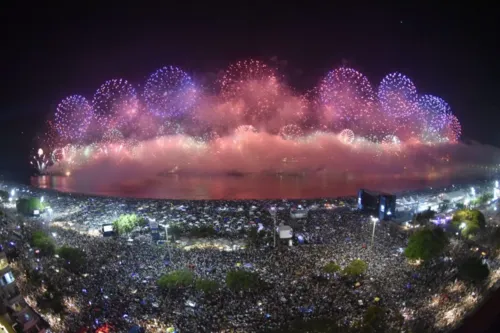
[35,120,61,150]
[102,128,125,144]
[144,66,198,119]
[234,125,258,135]
[378,72,418,119]
[54,95,93,142]
[92,79,139,128]
[31,148,49,174]
[158,121,185,137]
[339,129,355,144]
[39,62,466,175]
[219,59,280,124]
[51,148,64,164]
[319,68,376,130]
[417,95,461,143]
[201,130,220,142]
[418,95,450,132]
[382,135,401,146]
[442,114,462,143]
[279,124,304,140]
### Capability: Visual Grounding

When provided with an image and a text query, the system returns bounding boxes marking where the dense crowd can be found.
[0,181,499,332]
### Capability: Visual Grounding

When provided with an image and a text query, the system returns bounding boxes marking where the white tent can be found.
[279,225,293,239]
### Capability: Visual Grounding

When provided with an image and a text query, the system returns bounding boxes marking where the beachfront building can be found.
[0,249,47,333]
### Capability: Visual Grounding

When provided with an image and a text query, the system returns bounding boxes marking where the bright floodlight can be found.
[40,196,44,203]
[10,189,15,196]
[459,222,466,230]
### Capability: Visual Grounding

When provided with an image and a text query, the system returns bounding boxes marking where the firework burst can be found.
[339,129,355,144]
[279,124,304,140]
[319,67,376,131]
[36,61,466,175]
[378,72,418,119]
[144,66,199,119]
[92,79,139,128]
[219,59,280,124]
[54,95,93,142]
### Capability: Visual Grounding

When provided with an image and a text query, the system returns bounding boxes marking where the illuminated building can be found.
[0,248,48,332]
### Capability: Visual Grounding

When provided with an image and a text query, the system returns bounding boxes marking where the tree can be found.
[157,270,194,289]
[458,257,489,283]
[112,214,143,235]
[137,216,148,227]
[31,231,56,256]
[361,306,387,333]
[226,270,261,291]
[25,269,44,288]
[195,279,219,293]
[414,209,436,226]
[323,262,341,274]
[0,190,8,201]
[57,246,86,273]
[404,227,448,261]
[247,227,269,247]
[190,225,216,238]
[343,259,368,277]
[452,209,486,238]
[489,227,500,249]
[438,200,450,213]
[168,224,183,240]
[16,197,45,215]
[37,290,64,314]
[455,203,465,210]
[476,193,493,205]
[358,306,403,333]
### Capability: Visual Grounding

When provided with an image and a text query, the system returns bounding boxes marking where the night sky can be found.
[1,2,499,180]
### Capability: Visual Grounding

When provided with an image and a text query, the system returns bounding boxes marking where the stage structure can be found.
[358,189,396,220]
[278,224,293,239]
[149,220,161,241]
[290,208,308,219]
[102,224,114,237]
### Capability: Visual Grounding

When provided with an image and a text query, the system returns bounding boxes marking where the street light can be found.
[458,222,467,238]
[370,216,379,249]
[165,224,172,262]
[159,222,172,262]
[269,206,277,247]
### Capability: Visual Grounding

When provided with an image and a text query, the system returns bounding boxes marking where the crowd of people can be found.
[0,181,499,332]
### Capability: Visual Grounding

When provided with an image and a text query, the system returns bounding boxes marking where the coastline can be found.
[26,172,497,201]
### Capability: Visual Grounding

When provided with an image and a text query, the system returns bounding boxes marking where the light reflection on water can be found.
[30,174,456,200]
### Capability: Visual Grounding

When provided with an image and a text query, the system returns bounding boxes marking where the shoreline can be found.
[22,173,498,202]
